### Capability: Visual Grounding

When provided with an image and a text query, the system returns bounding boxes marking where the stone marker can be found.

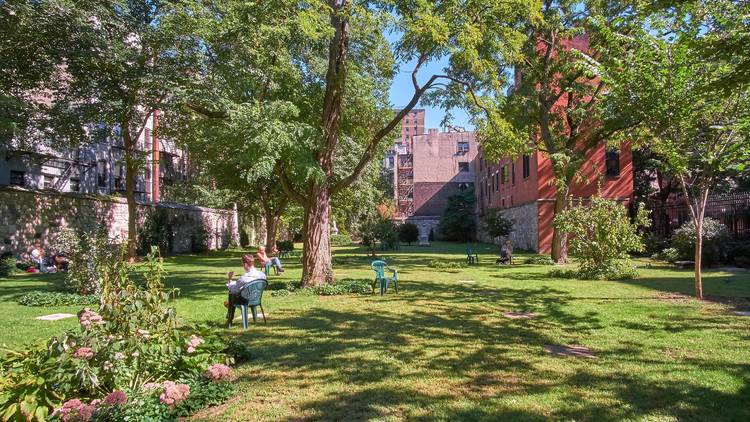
[544,344,597,359]
[503,311,536,319]
[36,313,76,321]
[457,280,476,284]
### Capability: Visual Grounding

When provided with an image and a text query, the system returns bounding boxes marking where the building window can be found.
[606,150,620,177]
[523,155,530,179]
[144,128,152,150]
[10,171,25,186]
[43,175,54,189]
[97,160,108,188]
[457,142,470,154]
[114,163,124,190]
[511,163,516,185]
[458,162,469,172]
[458,183,469,191]
[69,178,80,192]
[501,166,508,183]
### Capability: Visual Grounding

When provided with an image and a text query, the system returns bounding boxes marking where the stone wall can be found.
[476,201,539,251]
[0,186,238,256]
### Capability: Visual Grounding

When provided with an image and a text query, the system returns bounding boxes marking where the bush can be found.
[138,208,173,256]
[728,241,750,268]
[277,240,295,252]
[0,254,17,277]
[554,197,650,280]
[524,255,555,265]
[17,291,99,307]
[191,223,209,253]
[0,248,235,421]
[331,233,353,246]
[429,260,465,272]
[643,232,670,256]
[652,247,680,263]
[438,188,476,241]
[360,218,398,254]
[481,209,514,239]
[311,279,373,296]
[52,227,121,295]
[671,218,730,266]
[398,223,419,245]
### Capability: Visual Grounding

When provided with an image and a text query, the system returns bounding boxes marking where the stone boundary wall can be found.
[0,186,238,256]
[477,201,539,252]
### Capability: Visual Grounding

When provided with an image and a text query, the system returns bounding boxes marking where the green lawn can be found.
[2,243,750,421]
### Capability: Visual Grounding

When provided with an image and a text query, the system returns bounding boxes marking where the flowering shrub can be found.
[52,227,121,295]
[0,249,235,421]
[206,364,232,382]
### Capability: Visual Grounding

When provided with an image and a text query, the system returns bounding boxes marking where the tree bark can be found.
[551,187,570,263]
[264,207,279,251]
[123,125,138,261]
[301,184,333,286]
[694,219,704,300]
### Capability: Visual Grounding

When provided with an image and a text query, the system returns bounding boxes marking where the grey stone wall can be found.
[0,186,238,256]
[477,201,539,251]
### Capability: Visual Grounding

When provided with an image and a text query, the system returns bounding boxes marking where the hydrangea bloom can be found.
[113,352,125,360]
[73,347,94,359]
[185,335,204,354]
[103,390,127,405]
[205,364,231,382]
[143,382,161,391]
[79,308,105,329]
[159,381,190,408]
[53,398,97,422]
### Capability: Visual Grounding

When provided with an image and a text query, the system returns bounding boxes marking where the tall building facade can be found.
[1,112,188,202]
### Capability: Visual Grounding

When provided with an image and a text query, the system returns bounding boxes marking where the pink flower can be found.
[205,364,231,382]
[78,308,105,329]
[143,382,161,391]
[73,347,94,359]
[159,381,190,408]
[103,390,127,405]
[52,398,98,422]
[185,335,204,353]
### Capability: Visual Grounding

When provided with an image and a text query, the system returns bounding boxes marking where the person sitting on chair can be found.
[496,240,514,265]
[224,254,266,327]
[256,246,284,274]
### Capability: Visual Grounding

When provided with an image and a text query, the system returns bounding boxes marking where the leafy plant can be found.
[671,218,730,266]
[17,291,99,307]
[52,227,121,295]
[554,197,650,280]
[277,240,295,252]
[652,247,680,263]
[398,223,419,245]
[0,254,17,277]
[438,188,476,242]
[330,234,353,246]
[138,208,173,256]
[524,255,555,265]
[360,218,398,254]
[481,210,514,240]
[429,260,466,272]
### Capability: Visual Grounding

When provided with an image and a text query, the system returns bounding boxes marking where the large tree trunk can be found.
[123,126,138,261]
[264,207,279,251]
[301,185,333,286]
[551,187,570,263]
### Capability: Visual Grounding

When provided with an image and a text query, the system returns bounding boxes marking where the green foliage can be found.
[277,240,295,252]
[671,218,730,266]
[554,197,650,280]
[17,291,99,307]
[398,223,419,246]
[523,255,555,265]
[330,234,353,247]
[428,260,466,272]
[652,248,681,264]
[310,279,373,296]
[438,188,476,242]
[191,224,209,254]
[481,210,514,239]
[0,255,17,277]
[52,227,121,295]
[729,242,750,268]
[360,218,398,254]
[138,209,173,256]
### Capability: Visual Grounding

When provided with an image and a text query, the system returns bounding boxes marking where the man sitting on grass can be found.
[224,254,266,327]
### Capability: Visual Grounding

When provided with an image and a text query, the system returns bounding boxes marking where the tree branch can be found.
[278,166,308,206]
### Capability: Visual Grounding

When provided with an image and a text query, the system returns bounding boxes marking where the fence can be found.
[649,192,750,239]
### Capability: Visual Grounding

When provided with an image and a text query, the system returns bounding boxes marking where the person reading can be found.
[224,254,267,327]
[256,246,284,274]
[496,240,514,265]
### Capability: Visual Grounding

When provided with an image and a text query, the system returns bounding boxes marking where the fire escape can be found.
[396,153,414,218]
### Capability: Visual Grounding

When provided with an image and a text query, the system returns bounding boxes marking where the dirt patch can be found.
[502,311,537,320]
[544,344,597,359]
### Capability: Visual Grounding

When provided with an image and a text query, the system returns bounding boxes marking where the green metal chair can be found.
[234,279,268,329]
[466,247,479,264]
[371,260,398,296]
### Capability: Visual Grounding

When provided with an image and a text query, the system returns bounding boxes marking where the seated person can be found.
[30,242,55,273]
[256,246,283,274]
[496,240,514,265]
[224,254,267,327]
[53,252,69,272]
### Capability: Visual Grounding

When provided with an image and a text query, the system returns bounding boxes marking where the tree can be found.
[438,188,476,242]
[398,223,419,246]
[609,0,750,298]
[182,0,534,285]
[467,1,641,263]
[481,209,514,240]
[3,0,202,260]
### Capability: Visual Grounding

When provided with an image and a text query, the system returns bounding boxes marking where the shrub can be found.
[191,223,209,253]
[524,255,555,265]
[360,218,398,254]
[0,248,234,421]
[728,241,750,268]
[429,260,465,272]
[52,227,121,295]
[398,223,419,245]
[330,233,353,246]
[481,209,514,240]
[671,218,730,266]
[554,197,650,280]
[0,254,17,277]
[138,208,173,256]
[438,188,476,241]
[643,232,670,256]
[277,240,295,252]
[17,291,99,307]
[652,247,680,263]
[310,279,372,296]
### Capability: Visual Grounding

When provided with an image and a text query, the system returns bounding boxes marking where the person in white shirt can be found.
[225,254,267,327]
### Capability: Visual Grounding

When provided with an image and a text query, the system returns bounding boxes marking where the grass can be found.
[2,242,750,421]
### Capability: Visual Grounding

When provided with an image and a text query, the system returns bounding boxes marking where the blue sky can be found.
[387,58,475,131]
